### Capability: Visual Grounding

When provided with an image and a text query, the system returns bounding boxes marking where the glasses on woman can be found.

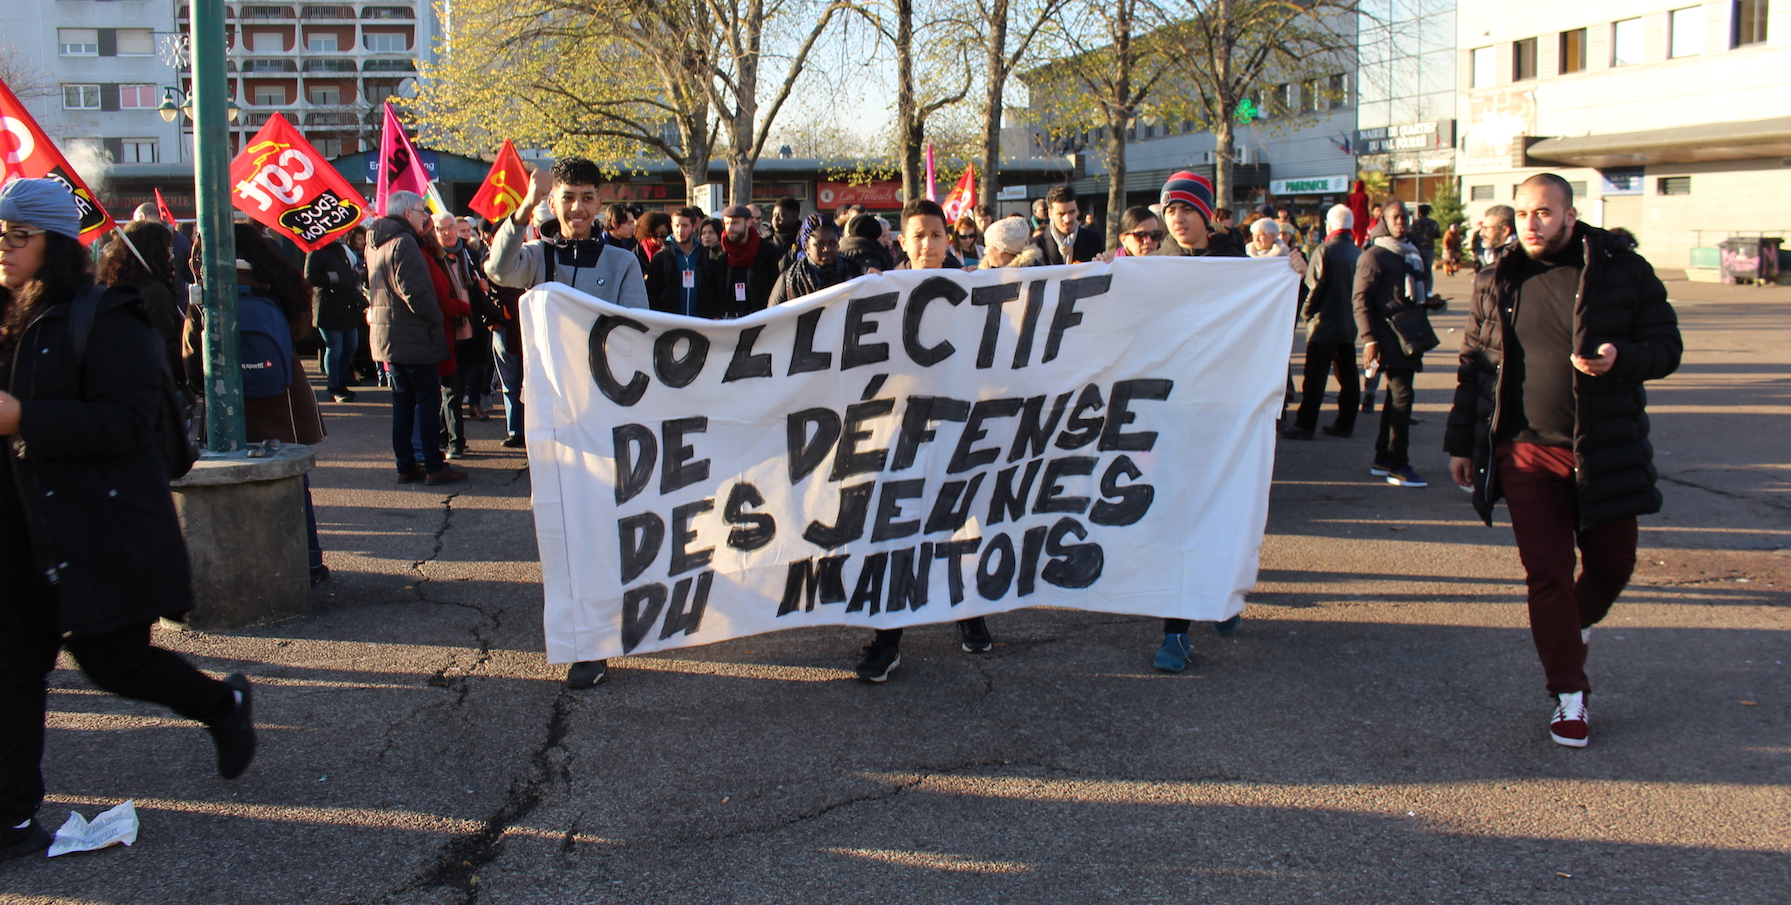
[956,233,977,241]
[2,228,49,250]
[1125,230,1165,243]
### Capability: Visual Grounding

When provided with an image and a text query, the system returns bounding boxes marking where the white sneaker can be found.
[1550,691,1589,747]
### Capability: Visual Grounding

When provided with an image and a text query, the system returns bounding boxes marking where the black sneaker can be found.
[1320,425,1353,438]
[855,643,900,682]
[1278,425,1315,441]
[309,564,330,587]
[957,617,993,653]
[1361,393,1377,414]
[501,434,527,449]
[0,820,51,861]
[208,674,256,780]
[566,659,607,689]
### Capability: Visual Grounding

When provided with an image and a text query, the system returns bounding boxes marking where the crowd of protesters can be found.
[0,151,1686,858]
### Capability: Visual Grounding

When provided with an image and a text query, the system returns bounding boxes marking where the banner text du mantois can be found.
[522,261,1295,663]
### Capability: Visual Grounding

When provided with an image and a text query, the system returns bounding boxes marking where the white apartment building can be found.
[2,0,438,217]
[1457,0,1790,268]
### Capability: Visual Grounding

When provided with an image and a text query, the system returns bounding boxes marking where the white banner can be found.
[522,259,1297,663]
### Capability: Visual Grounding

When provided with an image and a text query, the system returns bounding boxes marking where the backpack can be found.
[67,286,200,481]
[235,291,295,399]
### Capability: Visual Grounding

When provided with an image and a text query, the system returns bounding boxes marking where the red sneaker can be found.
[1550,692,1589,747]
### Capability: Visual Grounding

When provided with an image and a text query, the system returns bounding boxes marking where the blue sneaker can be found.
[1213,614,1241,635]
[1153,633,1194,672]
[1386,466,1428,487]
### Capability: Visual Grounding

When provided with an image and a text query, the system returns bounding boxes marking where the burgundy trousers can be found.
[1497,442,1637,695]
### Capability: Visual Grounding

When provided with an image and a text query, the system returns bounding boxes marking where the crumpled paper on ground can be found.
[47,800,138,857]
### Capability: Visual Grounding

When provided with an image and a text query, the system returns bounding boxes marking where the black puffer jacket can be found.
[1444,222,1682,530]
[7,285,195,635]
[306,240,366,332]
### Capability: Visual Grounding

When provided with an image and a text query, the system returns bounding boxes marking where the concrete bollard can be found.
[169,444,317,630]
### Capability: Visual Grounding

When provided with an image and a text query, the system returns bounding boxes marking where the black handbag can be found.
[1387,305,1439,357]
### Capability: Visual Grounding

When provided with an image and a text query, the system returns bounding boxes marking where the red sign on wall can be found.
[816,180,902,209]
[229,113,369,252]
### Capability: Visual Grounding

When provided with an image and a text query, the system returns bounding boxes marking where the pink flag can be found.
[376,102,432,216]
[924,143,937,201]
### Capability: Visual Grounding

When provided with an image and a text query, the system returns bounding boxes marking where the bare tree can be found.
[415,0,846,205]
[1157,0,1357,206]
[0,41,54,103]
[849,0,974,202]
[971,0,1066,210]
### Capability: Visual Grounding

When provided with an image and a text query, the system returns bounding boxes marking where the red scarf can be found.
[640,236,665,262]
[722,228,761,268]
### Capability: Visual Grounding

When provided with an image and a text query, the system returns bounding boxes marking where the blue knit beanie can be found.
[1159,171,1215,226]
[0,178,84,241]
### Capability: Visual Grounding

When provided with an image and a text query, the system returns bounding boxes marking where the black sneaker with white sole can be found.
[855,643,901,682]
[566,659,607,689]
[957,617,993,653]
[0,820,51,861]
[1370,457,1394,477]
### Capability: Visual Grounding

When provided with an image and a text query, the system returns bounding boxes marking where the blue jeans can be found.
[321,328,358,389]
[303,473,323,569]
[388,362,445,474]
[492,329,524,438]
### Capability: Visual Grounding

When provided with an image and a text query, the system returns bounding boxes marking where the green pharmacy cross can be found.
[1233,98,1260,124]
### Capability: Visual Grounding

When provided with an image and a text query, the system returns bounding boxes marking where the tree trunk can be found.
[1213,117,1232,216]
[1105,116,1127,249]
[896,0,922,202]
[978,0,1010,209]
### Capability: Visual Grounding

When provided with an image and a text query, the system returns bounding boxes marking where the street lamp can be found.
[158,86,239,123]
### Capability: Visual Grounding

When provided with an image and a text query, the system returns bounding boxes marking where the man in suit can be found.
[1029,184,1105,264]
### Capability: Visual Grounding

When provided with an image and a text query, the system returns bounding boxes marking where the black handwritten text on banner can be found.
[521,259,1297,663]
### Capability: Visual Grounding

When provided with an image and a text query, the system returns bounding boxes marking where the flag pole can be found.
[192,0,245,452]
[110,224,153,274]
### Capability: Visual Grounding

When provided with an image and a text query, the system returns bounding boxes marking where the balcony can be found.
[239,5,297,19]
[360,58,414,72]
[300,5,356,18]
[302,58,358,72]
[361,6,415,18]
[241,58,299,73]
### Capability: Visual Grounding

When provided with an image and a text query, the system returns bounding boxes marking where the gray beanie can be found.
[984,217,1032,255]
[0,178,85,241]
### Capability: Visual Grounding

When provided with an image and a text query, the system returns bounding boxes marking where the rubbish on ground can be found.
[47,800,138,857]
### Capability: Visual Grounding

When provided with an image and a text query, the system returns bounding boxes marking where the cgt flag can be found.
[153,187,177,225]
[0,77,116,244]
[468,139,529,224]
[376,101,434,217]
[941,164,976,224]
[228,113,369,252]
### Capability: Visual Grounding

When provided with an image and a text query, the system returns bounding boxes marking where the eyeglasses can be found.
[1124,230,1165,243]
[956,233,978,241]
[2,228,47,250]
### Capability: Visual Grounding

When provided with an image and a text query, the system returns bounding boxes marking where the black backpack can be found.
[67,286,201,481]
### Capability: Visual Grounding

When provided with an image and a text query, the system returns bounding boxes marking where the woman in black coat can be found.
[0,179,254,862]
[306,237,367,402]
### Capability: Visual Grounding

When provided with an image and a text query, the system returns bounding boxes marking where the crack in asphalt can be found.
[1658,471,1791,512]
[399,690,576,905]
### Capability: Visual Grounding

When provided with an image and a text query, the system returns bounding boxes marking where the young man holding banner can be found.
[485,156,645,689]
[854,197,995,683]
[485,157,648,313]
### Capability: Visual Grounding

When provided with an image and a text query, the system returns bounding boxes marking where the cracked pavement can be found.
[4,271,1786,905]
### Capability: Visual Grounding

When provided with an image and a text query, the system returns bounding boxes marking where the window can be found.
[1658,176,1692,195]
[118,139,158,163]
[313,137,343,158]
[253,86,287,105]
[1734,0,1769,46]
[308,85,340,104]
[1471,46,1496,87]
[250,31,284,52]
[363,32,407,52]
[306,34,338,51]
[118,84,159,108]
[1559,28,1588,73]
[62,84,100,109]
[1671,6,1704,57]
[1301,79,1320,113]
[59,28,99,55]
[1512,37,1538,80]
[1566,181,1588,200]
[1328,73,1347,108]
[1470,185,1494,201]
[1612,18,1645,65]
[115,28,154,55]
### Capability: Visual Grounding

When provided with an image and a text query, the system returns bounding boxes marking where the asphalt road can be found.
[4,270,1786,905]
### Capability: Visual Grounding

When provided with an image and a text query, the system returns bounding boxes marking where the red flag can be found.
[228,113,370,252]
[941,164,977,224]
[0,77,116,244]
[468,139,529,223]
[153,187,177,225]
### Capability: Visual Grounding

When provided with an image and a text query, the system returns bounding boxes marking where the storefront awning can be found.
[1526,116,1791,167]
